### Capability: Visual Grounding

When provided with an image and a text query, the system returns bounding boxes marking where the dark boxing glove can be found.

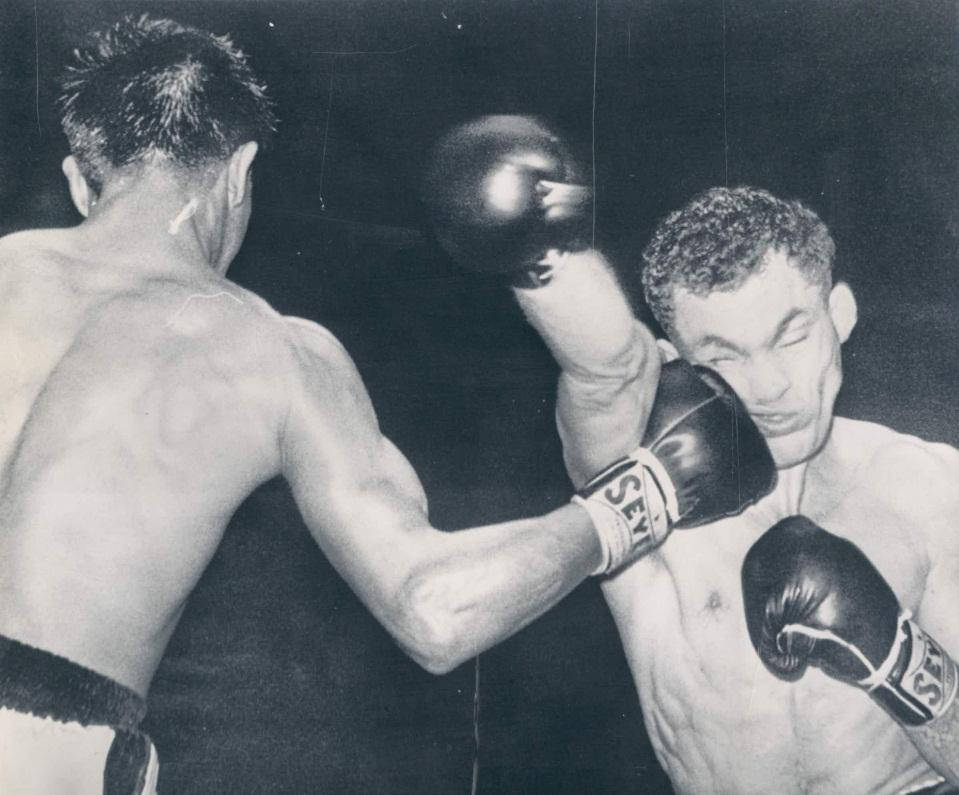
[741,515,959,726]
[574,359,776,574]
[421,114,591,285]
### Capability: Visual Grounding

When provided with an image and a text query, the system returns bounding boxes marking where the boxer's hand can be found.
[742,515,959,726]
[422,114,591,283]
[577,359,776,575]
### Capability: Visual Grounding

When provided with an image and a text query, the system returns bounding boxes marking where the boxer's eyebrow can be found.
[770,309,809,343]
[696,334,746,356]
[695,308,810,355]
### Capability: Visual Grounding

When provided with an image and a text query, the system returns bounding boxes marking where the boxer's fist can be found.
[646,361,776,528]
[576,360,776,574]
[742,515,959,726]
[741,516,899,681]
[422,115,591,280]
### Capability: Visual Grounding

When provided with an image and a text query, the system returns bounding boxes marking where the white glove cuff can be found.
[574,446,676,575]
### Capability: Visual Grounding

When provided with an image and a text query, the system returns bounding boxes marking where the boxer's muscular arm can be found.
[279,317,601,674]
[901,444,959,784]
[512,251,660,488]
[422,117,659,486]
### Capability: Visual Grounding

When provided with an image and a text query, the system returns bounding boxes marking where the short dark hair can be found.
[641,186,835,335]
[59,14,276,191]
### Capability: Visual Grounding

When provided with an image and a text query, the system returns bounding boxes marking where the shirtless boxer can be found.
[427,118,959,793]
[0,19,773,793]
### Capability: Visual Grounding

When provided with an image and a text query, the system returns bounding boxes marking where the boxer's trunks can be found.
[0,633,158,794]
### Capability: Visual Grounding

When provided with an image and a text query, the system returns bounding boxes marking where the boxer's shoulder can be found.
[829,417,959,517]
[273,314,373,418]
[830,416,957,464]
[272,314,386,480]
[161,291,365,415]
[277,314,358,383]
[0,226,63,252]
[279,314,347,355]
[0,228,74,274]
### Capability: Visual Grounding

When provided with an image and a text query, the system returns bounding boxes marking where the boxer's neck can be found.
[749,460,809,525]
[77,169,231,276]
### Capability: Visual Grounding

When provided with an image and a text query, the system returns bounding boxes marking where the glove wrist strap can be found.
[864,614,959,726]
[574,446,676,576]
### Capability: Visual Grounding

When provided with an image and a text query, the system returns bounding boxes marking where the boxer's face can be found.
[669,248,856,469]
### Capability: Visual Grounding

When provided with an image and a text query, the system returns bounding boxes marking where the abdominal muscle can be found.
[600,514,938,794]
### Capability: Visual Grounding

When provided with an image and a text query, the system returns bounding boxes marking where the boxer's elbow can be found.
[391,569,475,675]
[404,642,463,676]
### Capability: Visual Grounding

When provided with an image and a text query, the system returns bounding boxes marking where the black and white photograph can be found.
[0,1,957,792]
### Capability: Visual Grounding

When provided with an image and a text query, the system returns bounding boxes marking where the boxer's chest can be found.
[649,467,926,636]
[604,508,770,692]
[800,470,929,613]
[605,507,932,793]
[608,478,927,696]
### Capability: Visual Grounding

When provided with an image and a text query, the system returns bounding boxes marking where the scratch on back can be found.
[165,291,244,330]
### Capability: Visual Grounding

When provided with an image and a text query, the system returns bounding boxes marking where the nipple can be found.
[705,591,725,612]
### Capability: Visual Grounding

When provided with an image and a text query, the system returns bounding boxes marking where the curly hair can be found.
[59,14,277,192]
[641,186,835,335]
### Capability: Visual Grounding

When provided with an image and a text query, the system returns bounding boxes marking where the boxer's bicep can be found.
[909,490,959,786]
[916,544,959,665]
[902,442,959,660]
[916,505,959,660]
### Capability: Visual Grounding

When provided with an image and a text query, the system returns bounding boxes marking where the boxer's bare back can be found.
[0,224,312,696]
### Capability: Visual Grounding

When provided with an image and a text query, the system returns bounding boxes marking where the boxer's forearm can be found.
[556,354,658,489]
[906,704,959,786]
[870,619,959,785]
[901,632,959,786]
[393,503,600,673]
[512,249,648,380]
[512,249,660,486]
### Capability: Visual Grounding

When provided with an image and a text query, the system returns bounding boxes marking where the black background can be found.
[1,1,957,792]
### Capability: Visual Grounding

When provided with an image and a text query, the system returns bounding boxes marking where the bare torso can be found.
[0,228,291,695]
[603,417,947,793]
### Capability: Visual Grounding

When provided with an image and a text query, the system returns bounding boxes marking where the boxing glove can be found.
[575,359,776,574]
[741,515,959,726]
[422,114,591,283]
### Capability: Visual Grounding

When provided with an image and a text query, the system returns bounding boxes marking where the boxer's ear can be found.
[62,156,95,218]
[656,338,680,363]
[828,281,857,343]
[227,141,259,207]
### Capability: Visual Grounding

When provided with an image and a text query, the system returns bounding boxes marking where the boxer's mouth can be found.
[750,411,805,437]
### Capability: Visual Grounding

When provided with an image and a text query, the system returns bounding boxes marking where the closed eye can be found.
[703,353,739,368]
[780,333,809,348]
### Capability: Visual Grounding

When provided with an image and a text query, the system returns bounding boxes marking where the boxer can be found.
[425,117,959,792]
[0,18,772,792]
